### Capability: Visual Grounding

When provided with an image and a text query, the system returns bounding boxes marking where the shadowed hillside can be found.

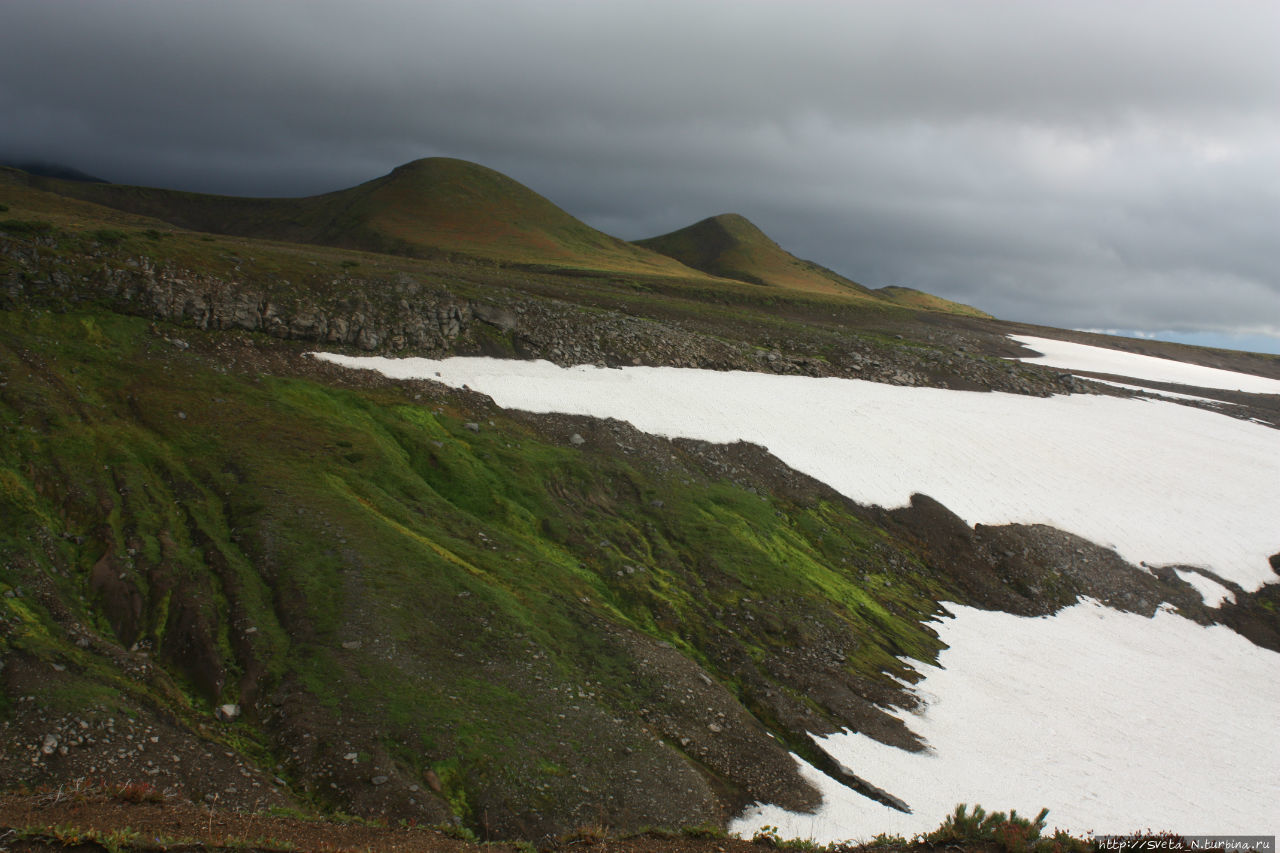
[636,214,989,317]
[3,159,1269,842]
[3,158,713,277]
[636,213,874,297]
[9,160,984,315]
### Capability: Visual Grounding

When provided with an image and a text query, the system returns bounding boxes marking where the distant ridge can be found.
[320,158,707,274]
[875,285,989,316]
[11,157,987,315]
[638,213,990,316]
[10,157,710,277]
[635,213,874,297]
[1,160,110,184]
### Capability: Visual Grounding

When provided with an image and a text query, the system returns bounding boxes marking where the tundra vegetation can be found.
[1,160,1274,847]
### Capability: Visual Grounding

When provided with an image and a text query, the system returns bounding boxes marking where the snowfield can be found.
[732,600,1280,839]
[1012,335,1280,395]
[314,346,1280,838]
[314,352,1280,591]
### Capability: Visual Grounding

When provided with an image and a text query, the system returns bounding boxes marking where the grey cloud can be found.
[2,0,1278,344]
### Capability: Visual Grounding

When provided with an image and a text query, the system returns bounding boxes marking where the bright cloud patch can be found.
[313,353,1280,591]
[1012,335,1280,395]
[732,601,1280,840]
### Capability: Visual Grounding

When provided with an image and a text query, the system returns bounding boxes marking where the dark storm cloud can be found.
[2,0,1278,342]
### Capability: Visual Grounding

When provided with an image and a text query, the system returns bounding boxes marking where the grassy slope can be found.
[8,160,989,318]
[0,176,1031,398]
[873,286,989,319]
[636,214,874,298]
[0,303,953,835]
[636,214,990,317]
[2,160,1268,841]
[4,159,717,278]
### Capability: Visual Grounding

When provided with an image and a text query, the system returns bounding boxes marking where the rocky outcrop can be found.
[1,233,1082,399]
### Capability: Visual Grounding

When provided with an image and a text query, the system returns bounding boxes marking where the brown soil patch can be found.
[0,790,772,853]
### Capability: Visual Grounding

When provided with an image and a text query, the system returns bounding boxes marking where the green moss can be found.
[38,676,128,714]
[0,303,959,829]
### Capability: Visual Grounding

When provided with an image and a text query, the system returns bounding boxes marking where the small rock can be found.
[341,640,362,650]
[41,734,58,754]
[708,722,723,733]
[464,422,480,433]
[569,433,585,446]
[216,703,241,722]
[371,775,388,786]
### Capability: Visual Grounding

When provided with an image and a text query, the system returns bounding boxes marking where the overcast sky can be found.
[3,1,1278,350]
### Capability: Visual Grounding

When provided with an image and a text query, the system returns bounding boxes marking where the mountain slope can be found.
[3,169,1277,840]
[10,159,985,314]
[636,213,873,297]
[329,158,713,274]
[874,285,989,317]
[5,158,713,277]
[0,307,955,836]
[637,214,990,316]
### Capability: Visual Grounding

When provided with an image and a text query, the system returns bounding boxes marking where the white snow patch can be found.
[313,353,1280,591]
[1012,335,1280,395]
[731,601,1280,841]
[1174,569,1235,607]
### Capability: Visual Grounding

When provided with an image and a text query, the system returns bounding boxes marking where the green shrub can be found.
[90,228,128,246]
[0,219,55,236]
[926,804,1050,852]
[753,824,782,847]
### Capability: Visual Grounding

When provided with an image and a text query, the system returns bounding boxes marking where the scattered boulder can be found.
[472,302,519,331]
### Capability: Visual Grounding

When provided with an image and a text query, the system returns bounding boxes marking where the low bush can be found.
[0,218,55,236]
[110,781,164,804]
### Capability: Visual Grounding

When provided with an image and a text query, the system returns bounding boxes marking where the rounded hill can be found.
[636,213,875,297]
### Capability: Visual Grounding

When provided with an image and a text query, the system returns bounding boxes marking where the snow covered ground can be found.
[1012,335,1280,395]
[314,346,1280,838]
[314,352,1280,591]
[731,600,1280,839]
